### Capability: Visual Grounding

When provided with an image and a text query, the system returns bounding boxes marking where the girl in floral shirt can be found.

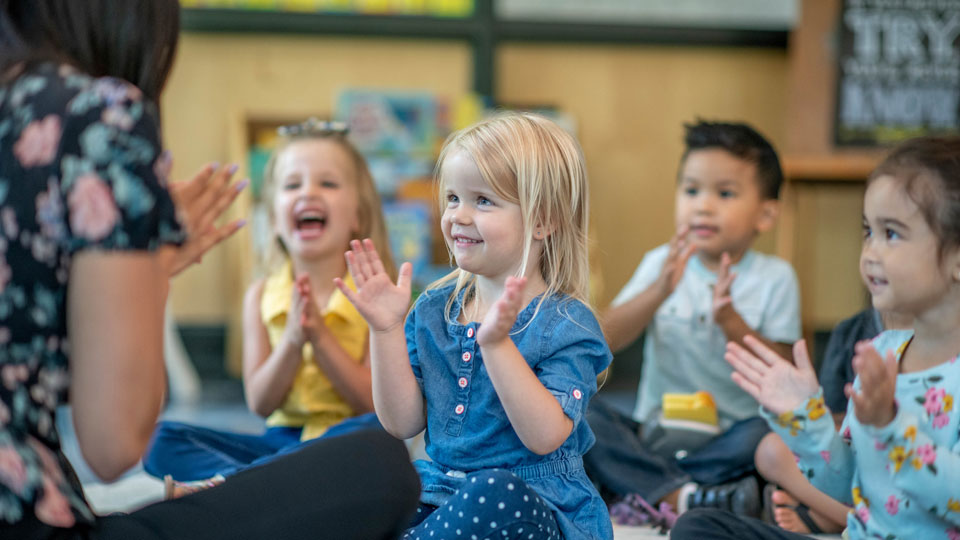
[673,136,960,540]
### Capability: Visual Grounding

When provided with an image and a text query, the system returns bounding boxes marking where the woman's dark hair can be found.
[0,0,180,102]
[870,136,960,259]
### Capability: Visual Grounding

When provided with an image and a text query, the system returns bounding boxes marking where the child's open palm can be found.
[712,252,737,321]
[656,225,695,295]
[845,341,898,427]
[477,276,527,346]
[336,239,413,332]
[725,336,820,415]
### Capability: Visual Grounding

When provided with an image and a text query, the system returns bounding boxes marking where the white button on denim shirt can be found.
[406,284,614,539]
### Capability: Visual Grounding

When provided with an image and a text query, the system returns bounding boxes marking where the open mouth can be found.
[866,275,888,288]
[295,210,326,236]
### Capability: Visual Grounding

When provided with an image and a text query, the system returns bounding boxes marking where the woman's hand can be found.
[845,341,898,428]
[336,239,412,333]
[165,162,246,277]
[477,276,526,347]
[725,336,820,415]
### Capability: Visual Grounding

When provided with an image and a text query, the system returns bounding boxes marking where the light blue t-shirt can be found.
[612,246,801,428]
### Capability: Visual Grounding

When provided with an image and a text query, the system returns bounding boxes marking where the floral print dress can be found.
[765,329,960,540]
[0,63,183,528]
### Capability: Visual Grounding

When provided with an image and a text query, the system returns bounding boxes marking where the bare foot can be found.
[771,490,842,534]
[163,474,225,499]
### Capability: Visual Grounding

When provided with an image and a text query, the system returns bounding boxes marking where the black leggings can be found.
[672,508,815,540]
[4,429,420,540]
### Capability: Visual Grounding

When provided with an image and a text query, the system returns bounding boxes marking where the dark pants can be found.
[672,508,814,539]
[3,429,420,540]
[143,412,383,481]
[583,397,770,503]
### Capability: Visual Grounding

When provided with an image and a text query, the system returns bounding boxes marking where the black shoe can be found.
[686,476,761,518]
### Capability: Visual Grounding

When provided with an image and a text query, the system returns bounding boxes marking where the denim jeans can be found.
[583,397,770,503]
[142,412,383,481]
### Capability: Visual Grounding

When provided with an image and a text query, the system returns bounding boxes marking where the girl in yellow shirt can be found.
[144,120,395,488]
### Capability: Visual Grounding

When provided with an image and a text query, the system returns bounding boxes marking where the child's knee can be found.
[754,432,790,479]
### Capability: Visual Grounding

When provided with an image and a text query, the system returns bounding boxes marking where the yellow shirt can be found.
[261,262,367,440]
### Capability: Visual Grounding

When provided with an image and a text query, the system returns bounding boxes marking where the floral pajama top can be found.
[0,62,182,529]
[765,329,960,540]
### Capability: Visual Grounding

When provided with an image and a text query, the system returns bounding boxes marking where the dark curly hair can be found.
[681,120,784,200]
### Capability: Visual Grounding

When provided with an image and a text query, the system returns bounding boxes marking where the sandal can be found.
[762,483,824,535]
[787,503,824,535]
[609,493,677,532]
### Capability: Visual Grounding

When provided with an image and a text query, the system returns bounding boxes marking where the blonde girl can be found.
[144,121,395,486]
[338,112,614,539]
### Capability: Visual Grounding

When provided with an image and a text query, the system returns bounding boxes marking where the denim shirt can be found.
[406,284,613,540]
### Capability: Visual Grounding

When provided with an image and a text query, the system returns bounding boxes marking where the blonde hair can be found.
[430,111,591,320]
[261,132,396,279]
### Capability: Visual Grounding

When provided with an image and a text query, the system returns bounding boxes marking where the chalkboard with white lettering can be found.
[835,0,960,146]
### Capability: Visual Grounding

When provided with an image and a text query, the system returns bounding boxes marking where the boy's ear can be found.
[755,200,779,233]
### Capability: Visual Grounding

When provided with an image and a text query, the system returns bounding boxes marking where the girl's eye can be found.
[446,193,459,204]
[477,196,492,206]
[719,190,735,199]
[885,228,900,240]
[684,187,698,196]
[321,180,339,189]
[862,224,872,239]
[283,181,300,191]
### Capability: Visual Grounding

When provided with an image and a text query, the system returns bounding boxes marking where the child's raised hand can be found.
[844,341,898,427]
[336,239,413,333]
[655,225,695,296]
[712,252,738,322]
[477,276,527,347]
[725,336,820,415]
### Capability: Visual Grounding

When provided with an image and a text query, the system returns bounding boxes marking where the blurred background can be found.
[159,0,959,407]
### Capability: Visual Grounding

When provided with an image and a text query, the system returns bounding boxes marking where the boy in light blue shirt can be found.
[585,121,801,525]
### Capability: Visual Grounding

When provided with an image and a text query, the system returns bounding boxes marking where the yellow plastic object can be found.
[662,391,718,426]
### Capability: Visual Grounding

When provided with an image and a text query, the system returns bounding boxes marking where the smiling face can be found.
[860,175,956,316]
[439,150,538,283]
[675,148,777,267]
[271,139,360,262]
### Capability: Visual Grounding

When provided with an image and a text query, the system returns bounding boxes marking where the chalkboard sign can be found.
[835,0,960,146]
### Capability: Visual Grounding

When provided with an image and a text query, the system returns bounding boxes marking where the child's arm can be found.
[479,277,571,454]
[712,253,794,360]
[849,344,960,525]
[241,279,306,417]
[296,275,374,414]
[602,226,694,353]
[727,337,857,503]
[336,239,425,439]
